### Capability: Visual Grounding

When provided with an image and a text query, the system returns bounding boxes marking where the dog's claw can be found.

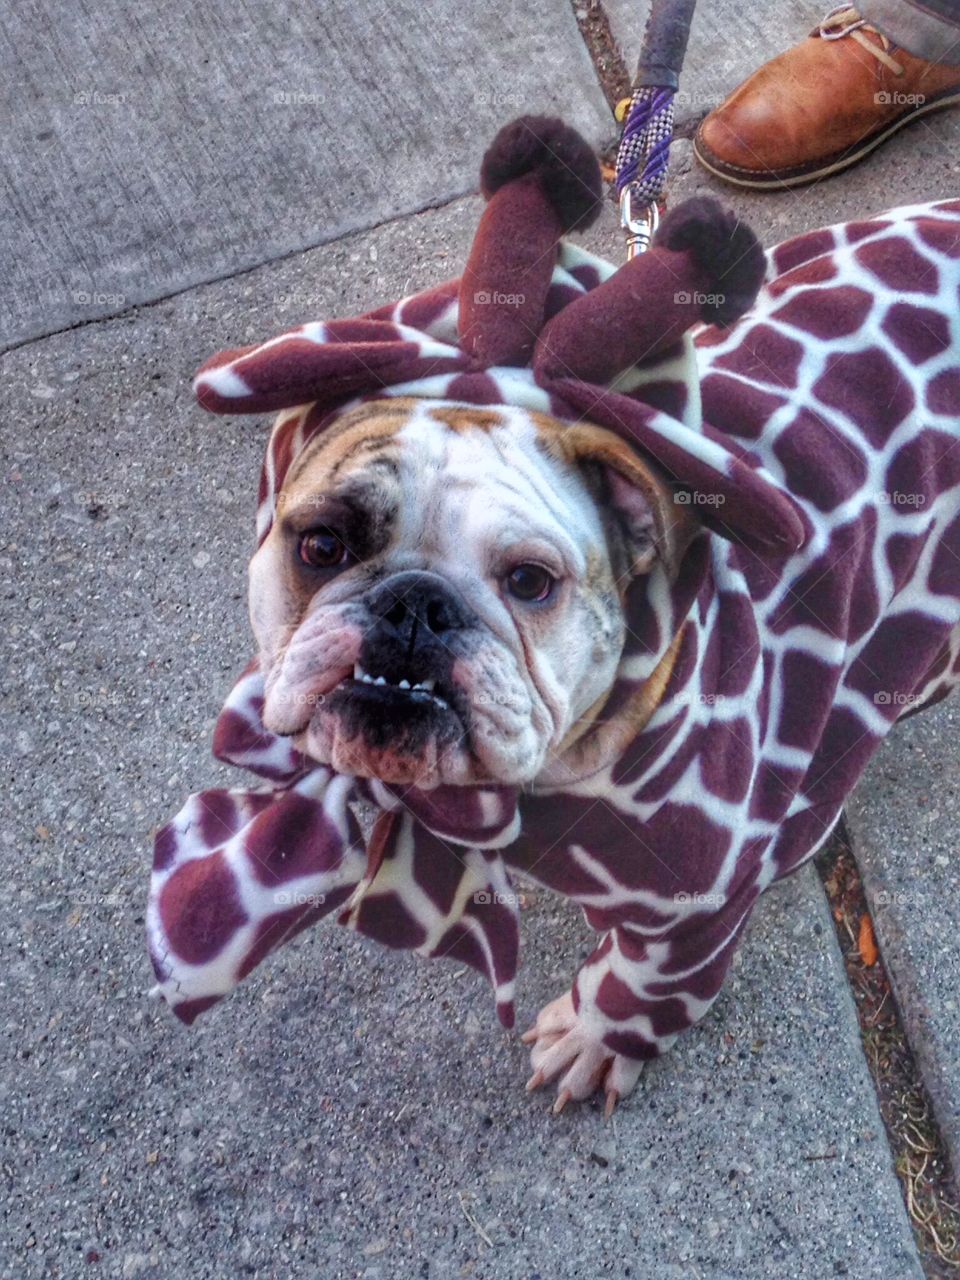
[524,990,645,1114]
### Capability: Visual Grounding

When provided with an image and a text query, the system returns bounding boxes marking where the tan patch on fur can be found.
[426,405,509,433]
[583,547,616,596]
[322,396,419,439]
[268,401,413,622]
[284,399,419,489]
[544,627,685,786]
[532,416,668,506]
[286,401,515,497]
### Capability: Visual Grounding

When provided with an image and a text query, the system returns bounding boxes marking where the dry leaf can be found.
[859,914,879,967]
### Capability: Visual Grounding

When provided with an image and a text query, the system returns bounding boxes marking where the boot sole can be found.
[692,90,960,190]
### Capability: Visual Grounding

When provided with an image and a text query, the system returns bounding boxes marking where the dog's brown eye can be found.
[505,563,555,602]
[299,528,348,569]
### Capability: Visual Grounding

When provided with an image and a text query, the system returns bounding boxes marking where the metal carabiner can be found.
[620,187,660,260]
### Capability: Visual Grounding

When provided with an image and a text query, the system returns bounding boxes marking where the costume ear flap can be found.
[539,379,808,558]
[457,116,602,367]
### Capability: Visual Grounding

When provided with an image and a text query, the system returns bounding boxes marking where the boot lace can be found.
[819,5,905,75]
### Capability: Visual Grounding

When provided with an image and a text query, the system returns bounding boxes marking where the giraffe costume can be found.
[147,117,960,1101]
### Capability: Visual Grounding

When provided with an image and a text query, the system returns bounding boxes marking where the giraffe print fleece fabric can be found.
[147,120,960,1067]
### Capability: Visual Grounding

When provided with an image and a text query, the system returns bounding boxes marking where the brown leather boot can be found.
[693,5,960,188]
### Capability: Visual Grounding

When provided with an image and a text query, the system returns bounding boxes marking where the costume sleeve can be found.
[148,662,525,1027]
[573,886,761,1060]
[147,767,367,1024]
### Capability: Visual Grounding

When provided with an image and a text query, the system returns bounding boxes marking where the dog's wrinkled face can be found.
[250,398,692,788]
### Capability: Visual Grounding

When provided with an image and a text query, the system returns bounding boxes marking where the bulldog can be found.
[252,396,692,792]
[148,117,960,1115]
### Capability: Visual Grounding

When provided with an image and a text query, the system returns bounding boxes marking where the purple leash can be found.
[615,0,697,257]
[615,86,675,204]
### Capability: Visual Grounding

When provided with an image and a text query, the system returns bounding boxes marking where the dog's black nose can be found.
[367,572,469,643]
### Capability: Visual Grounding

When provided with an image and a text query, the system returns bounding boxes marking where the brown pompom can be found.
[656,197,766,327]
[479,116,603,233]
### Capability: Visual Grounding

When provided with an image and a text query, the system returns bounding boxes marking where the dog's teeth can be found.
[354,664,366,681]
[420,678,436,693]
[374,675,387,686]
[398,678,411,690]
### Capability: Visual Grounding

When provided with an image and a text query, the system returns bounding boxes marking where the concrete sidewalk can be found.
[1,0,608,348]
[846,700,960,1176]
[3,0,959,1276]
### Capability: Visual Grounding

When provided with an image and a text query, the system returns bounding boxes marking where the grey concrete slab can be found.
[846,699,960,1174]
[0,0,610,350]
[0,197,922,1280]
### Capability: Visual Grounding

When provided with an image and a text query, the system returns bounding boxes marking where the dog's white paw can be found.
[520,991,644,1117]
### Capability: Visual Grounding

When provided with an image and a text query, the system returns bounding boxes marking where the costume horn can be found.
[534,197,766,384]
[457,116,603,367]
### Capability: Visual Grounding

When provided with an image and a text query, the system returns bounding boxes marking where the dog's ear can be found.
[542,423,699,581]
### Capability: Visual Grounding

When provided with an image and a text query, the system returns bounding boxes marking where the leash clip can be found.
[620,188,659,260]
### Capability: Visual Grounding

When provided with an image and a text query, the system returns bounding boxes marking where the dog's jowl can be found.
[148,117,960,1113]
